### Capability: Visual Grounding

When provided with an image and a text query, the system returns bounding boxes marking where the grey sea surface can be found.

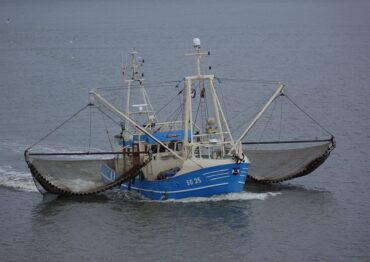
[1,0,370,261]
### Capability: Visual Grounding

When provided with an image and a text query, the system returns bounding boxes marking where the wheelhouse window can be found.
[151,144,158,154]
[176,142,183,151]
[168,142,175,151]
[159,145,166,153]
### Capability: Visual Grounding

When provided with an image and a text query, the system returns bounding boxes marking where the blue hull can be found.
[101,163,248,200]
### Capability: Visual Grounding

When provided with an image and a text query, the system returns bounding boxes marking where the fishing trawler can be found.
[24,38,335,199]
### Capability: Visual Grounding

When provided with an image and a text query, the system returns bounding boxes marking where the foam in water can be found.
[107,191,281,202]
[65,179,102,192]
[0,166,37,192]
[163,191,281,203]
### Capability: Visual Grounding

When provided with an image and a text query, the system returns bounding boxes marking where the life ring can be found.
[232,167,239,176]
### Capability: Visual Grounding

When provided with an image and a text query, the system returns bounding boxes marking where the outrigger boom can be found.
[232,82,285,152]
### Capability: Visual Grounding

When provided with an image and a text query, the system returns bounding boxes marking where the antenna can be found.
[185,38,210,77]
[193,38,201,49]
[121,52,125,79]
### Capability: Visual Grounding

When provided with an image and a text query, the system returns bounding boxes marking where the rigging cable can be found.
[94,103,123,127]
[95,105,135,137]
[257,99,278,145]
[100,108,114,152]
[217,78,280,85]
[200,87,205,132]
[26,104,91,151]
[204,80,210,121]
[215,77,231,133]
[154,101,183,133]
[193,88,202,132]
[285,94,334,137]
[278,95,284,141]
[96,80,181,91]
[168,102,184,124]
[155,88,183,116]
[88,104,92,152]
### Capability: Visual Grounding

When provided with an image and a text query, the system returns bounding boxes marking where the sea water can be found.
[1,0,370,261]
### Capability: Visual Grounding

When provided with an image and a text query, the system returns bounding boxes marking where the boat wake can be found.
[164,191,281,203]
[106,190,281,202]
[0,165,37,192]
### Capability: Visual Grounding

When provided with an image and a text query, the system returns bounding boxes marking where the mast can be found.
[124,49,157,128]
[183,78,191,156]
[183,38,233,158]
[209,78,225,155]
[125,80,131,131]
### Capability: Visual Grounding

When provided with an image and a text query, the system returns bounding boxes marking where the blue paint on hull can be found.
[101,162,249,200]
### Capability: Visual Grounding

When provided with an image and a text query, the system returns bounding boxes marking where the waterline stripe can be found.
[202,169,229,175]
[210,176,229,181]
[206,172,230,178]
[122,182,229,194]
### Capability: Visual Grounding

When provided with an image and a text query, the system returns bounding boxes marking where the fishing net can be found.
[27,154,150,196]
[244,141,334,183]
[224,80,337,183]
[24,100,152,196]
[29,158,111,194]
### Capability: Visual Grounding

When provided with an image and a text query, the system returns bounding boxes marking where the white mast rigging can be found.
[183,38,234,158]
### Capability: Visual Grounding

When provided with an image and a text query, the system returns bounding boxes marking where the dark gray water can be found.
[1,0,370,261]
